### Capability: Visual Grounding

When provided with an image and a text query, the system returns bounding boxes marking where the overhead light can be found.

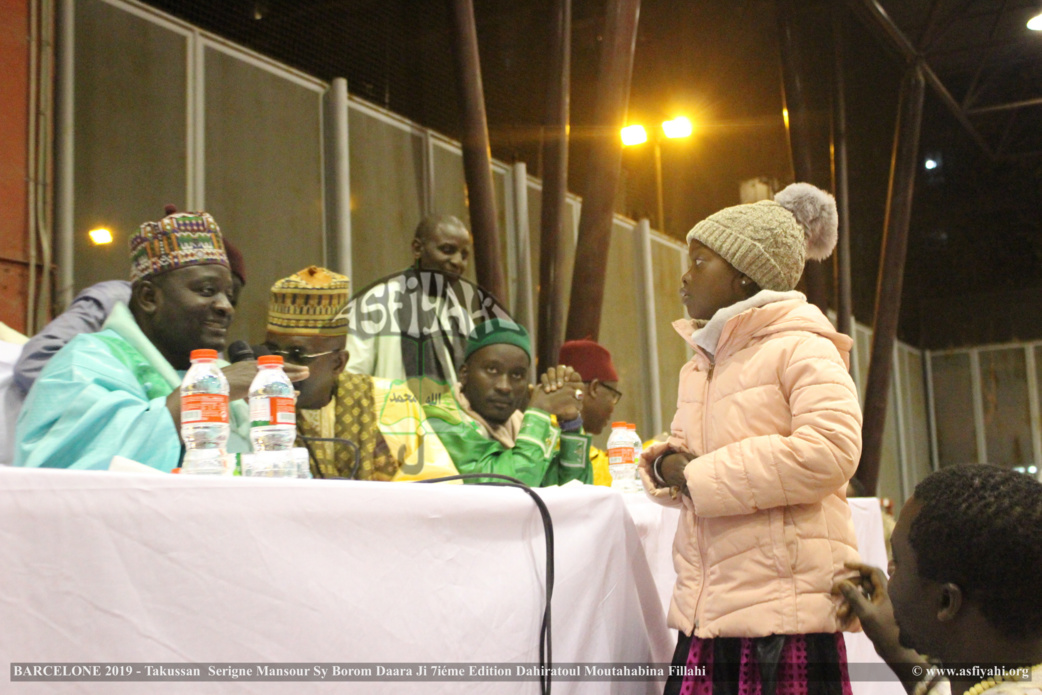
[661,117,693,139]
[924,159,938,170]
[1028,11,1042,30]
[89,228,113,245]
[621,125,648,146]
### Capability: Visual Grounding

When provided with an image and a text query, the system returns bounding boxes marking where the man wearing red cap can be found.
[558,339,622,487]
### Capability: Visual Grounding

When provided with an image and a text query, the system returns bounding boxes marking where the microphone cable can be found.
[295,435,362,480]
[418,473,554,695]
[288,442,555,692]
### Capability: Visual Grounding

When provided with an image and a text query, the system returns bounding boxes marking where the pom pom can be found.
[774,183,838,260]
[163,204,178,216]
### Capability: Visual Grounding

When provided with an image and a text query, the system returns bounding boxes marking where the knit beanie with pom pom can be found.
[684,182,838,292]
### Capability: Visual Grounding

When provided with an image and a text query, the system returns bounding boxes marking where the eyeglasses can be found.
[265,346,340,366]
[588,381,623,405]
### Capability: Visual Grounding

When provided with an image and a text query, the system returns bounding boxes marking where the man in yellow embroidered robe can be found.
[264,266,457,481]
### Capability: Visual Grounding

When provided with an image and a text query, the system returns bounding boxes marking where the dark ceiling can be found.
[138,0,1042,349]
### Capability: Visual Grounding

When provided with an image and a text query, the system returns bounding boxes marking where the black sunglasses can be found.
[264,345,341,366]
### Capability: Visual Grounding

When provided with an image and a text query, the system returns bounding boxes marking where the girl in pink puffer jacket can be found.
[640,183,863,695]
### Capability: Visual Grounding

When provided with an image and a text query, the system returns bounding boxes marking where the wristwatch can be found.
[558,415,584,432]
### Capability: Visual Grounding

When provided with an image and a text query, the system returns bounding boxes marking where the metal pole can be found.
[635,218,663,434]
[446,0,506,303]
[55,0,75,311]
[859,63,926,495]
[537,0,571,372]
[511,162,537,381]
[832,6,853,337]
[565,0,641,341]
[653,138,664,233]
[326,78,352,281]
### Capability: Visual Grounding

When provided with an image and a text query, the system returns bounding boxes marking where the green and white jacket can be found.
[422,384,593,487]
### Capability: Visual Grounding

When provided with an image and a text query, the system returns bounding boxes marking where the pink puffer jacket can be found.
[639,296,862,639]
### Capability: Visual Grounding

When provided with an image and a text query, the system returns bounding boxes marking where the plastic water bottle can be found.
[606,421,636,490]
[180,349,230,475]
[248,355,296,477]
[292,447,312,479]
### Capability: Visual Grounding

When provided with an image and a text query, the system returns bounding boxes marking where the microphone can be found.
[227,340,255,363]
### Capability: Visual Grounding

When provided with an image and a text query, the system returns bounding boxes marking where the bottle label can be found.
[181,394,229,425]
[250,396,296,427]
[608,445,635,465]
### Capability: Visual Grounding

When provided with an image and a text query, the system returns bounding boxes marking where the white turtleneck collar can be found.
[692,289,805,357]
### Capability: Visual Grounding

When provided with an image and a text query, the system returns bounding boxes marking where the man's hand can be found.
[833,562,933,691]
[165,362,310,440]
[832,561,925,691]
[221,360,258,402]
[833,562,894,636]
[530,366,583,421]
[282,363,310,384]
[221,361,309,402]
[539,365,579,392]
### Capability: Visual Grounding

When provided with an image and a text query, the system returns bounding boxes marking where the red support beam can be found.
[536,0,571,371]
[0,0,31,333]
[777,0,833,315]
[446,0,506,304]
[565,0,640,342]
[832,5,853,338]
[859,63,926,494]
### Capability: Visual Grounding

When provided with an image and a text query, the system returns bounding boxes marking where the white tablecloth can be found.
[1,466,903,695]
[623,493,903,695]
[0,340,24,465]
[0,468,673,694]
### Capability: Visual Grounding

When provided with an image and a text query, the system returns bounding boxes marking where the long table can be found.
[1,467,899,694]
[0,467,672,694]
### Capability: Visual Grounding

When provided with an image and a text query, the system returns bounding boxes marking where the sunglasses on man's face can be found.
[264,345,340,366]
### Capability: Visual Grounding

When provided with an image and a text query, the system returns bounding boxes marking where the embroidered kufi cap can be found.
[267,266,351,337]
[129,205,229,283]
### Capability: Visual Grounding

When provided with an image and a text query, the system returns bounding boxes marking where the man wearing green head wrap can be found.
[423,318,594,486]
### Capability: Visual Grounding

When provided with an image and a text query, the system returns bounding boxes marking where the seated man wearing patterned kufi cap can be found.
[12,206,249,396]
[264,266,458,481]
[15,208,300,471]
[422,318,594,487]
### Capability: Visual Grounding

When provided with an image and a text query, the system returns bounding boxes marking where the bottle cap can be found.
[258,355,284,366]
[626,423,636,429]
[612,421,627,429]
[190,349,218,361]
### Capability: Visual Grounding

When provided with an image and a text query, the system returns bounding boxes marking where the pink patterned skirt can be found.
[664,633,854,695]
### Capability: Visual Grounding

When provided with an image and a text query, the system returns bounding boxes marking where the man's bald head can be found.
[412,215,472,277]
